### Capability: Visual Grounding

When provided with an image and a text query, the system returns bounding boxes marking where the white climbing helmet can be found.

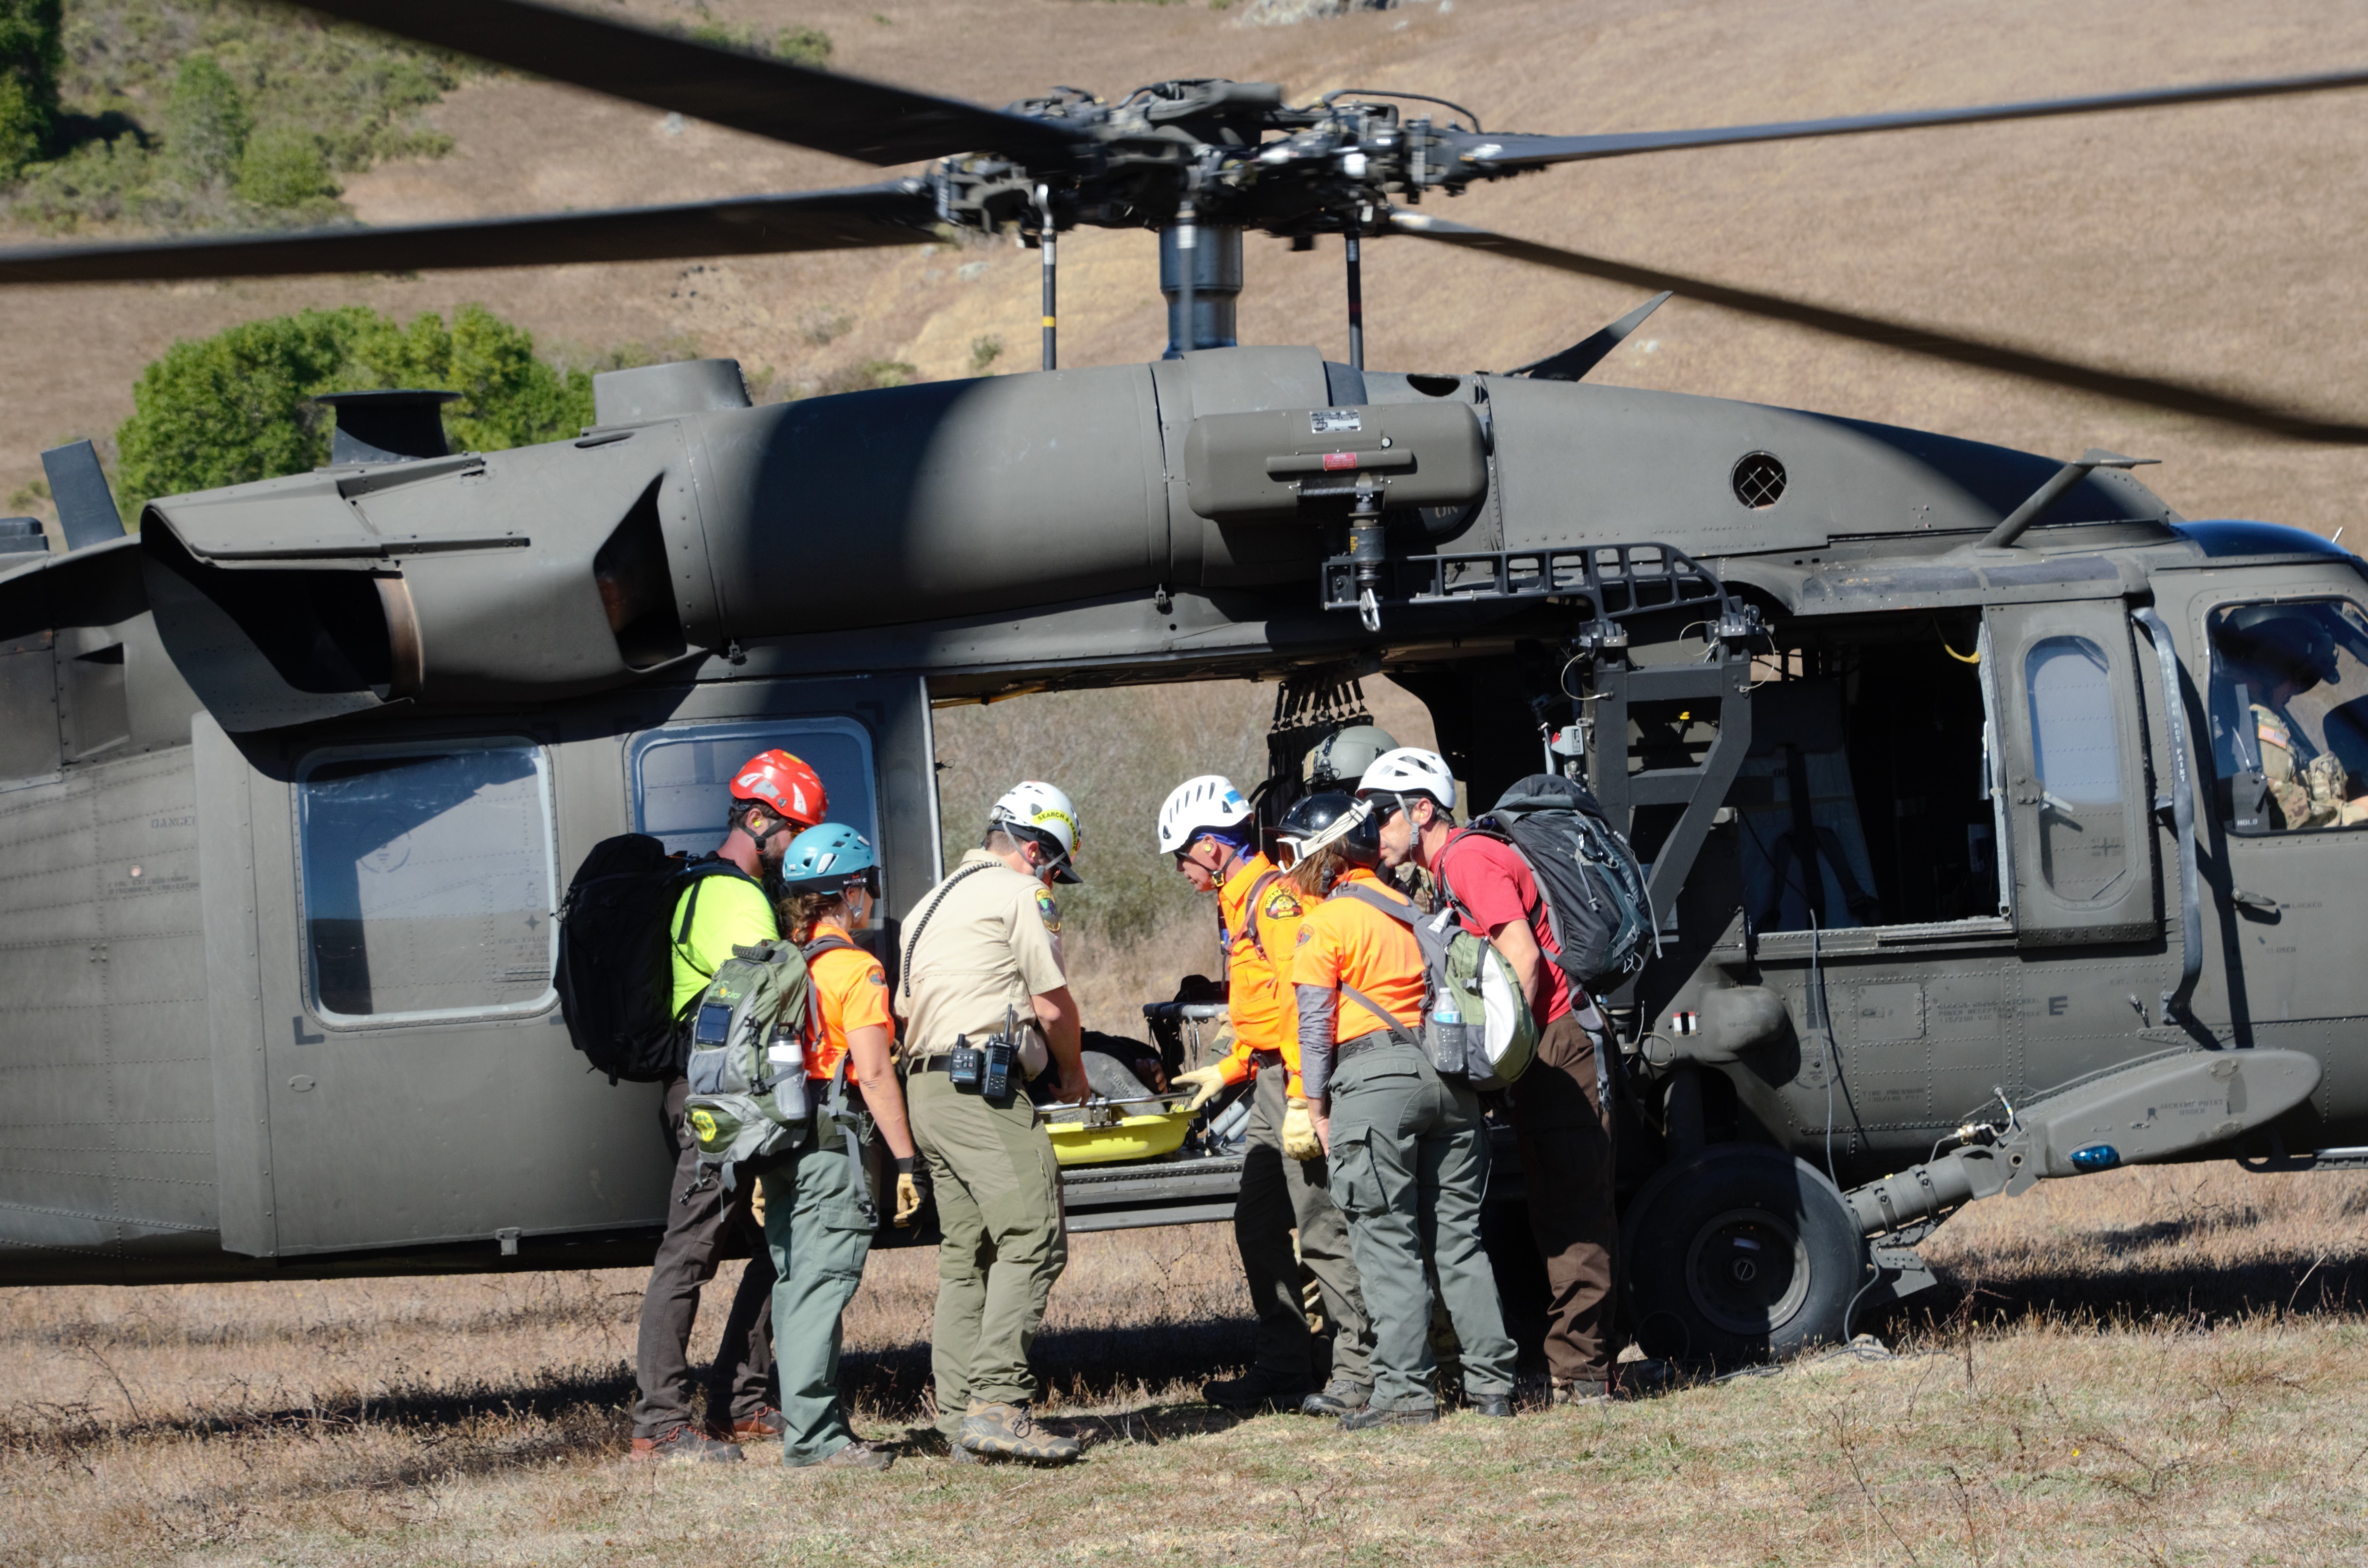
[1356,747,1459,814]
[990,780,1083,883]
[1156,774,1254,855]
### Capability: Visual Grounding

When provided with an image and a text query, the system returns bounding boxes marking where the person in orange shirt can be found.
[1285,793,1518,1430]
[1160,777,1375,1417]
[759,824,923,1471]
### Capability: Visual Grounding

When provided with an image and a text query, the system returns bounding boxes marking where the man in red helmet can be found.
[630,748,828,1462]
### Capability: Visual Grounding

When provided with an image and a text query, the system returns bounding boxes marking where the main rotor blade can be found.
[292,0,1091,166]
[0,182,941,285]
[1392,213,2368,445]
[1452,66,2368,171]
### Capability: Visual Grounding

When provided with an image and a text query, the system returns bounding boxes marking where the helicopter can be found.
[2,0,2367,1366]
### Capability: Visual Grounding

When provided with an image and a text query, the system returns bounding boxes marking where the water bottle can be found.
[767,1025,809,1121]
[1428,991,1467,1076]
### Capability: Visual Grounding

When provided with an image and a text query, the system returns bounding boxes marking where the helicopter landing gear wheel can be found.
[1621,1143,1866,1367]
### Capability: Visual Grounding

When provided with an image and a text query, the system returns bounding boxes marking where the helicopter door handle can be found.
[2230,887,2280,913]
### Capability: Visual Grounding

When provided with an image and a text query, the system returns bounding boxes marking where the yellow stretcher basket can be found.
[1043,1097,1197,1167]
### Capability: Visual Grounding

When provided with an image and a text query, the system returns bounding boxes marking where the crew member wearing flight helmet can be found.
[898,782,1093,1464]
[1359,746,1621,1405]
[758,823,926,1470]
[1285,792,1518,1428]
[632,749,826,1463]
[2213,604,2368,830]
[1162,775,1376,1418]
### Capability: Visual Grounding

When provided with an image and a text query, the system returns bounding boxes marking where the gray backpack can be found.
[1331,882,1538,1091]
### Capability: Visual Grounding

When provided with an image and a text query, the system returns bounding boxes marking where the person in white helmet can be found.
[1160,776,1375,1417]
[897,781,1092,1465]
[1357,747,1623,1405]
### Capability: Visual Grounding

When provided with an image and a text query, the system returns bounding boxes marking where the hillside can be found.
[0,0,2365,536]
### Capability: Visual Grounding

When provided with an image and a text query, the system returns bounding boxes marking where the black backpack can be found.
[556,833,762,1084]
[1466,773,1658,992]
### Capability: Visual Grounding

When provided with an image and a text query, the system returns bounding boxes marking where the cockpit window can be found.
[2208,600,2368,834]
[296,743,557,1022]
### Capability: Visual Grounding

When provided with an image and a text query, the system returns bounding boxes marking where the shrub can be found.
[232,122,334,208]
[160,52,246,184]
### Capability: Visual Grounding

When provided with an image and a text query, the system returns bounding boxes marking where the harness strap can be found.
[1239,868,1283,961]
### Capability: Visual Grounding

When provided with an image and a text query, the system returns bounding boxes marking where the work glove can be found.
[893,1161,923,1228]
[1282,1096,1323,1162]
[747,1176,768,1228]
[1174,1063,1228,1112]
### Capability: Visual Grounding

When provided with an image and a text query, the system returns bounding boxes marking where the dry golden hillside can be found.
[4,0,2367,538]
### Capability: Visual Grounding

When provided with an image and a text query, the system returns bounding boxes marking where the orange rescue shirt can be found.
[1290,867,1425,1043]
[804,919,894,1082]
[1215,854,1316,1091]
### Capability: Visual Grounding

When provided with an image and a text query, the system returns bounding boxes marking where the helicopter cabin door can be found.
[208,674,937,1261]
[1985,600,2160,946]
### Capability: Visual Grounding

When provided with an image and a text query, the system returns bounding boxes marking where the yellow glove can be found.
[1281,1097,1323,1162]
[893,1169,923,1228]
[1174,1063,1228,1112]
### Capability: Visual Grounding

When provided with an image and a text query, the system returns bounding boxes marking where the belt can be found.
[1333,1029,1400,1068]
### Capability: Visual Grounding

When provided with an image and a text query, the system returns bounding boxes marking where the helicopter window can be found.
[2206,599,2368,834]
[296,743,557,1024]
[630,717,877,860]
[2024,635,2131,903]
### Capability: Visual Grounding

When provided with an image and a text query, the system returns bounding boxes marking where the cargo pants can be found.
[1509,1010,1620,1384]
[908,1068,1068,1439]
[1236,1057,1375,1392]
[632,1077,777,1438]
[758,1114,878,1466]
[1325,1036,1517,1413]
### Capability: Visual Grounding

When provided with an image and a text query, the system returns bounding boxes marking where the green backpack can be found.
[680,939,817,1193]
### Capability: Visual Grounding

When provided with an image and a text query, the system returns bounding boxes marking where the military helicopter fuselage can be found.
[3,338,2358,1360]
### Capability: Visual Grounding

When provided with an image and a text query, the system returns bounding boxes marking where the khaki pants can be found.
[757,1120,876,1465]
[1509,1011,1620,1383]
[908,1069,1067,1437]
[1236,1058,1374,1390]
[1327,1037,1517,1412]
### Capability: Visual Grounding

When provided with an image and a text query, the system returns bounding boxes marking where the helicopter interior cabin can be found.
[1615,609,2007,943]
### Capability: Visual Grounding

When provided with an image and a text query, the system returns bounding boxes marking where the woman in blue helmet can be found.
[757,822,923,1470]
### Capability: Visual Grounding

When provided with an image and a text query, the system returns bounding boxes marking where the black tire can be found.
[1620,1143,1867,1366]
[1480,1198,1551,1370]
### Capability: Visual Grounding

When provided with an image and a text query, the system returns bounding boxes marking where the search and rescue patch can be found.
[1035,886,1062,933]
[1261,886,1304,919]
[1296,926,1313,946]
[866,968,887,986]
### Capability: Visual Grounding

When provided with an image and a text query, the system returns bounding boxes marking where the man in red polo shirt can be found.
[1358,747,1621,1405]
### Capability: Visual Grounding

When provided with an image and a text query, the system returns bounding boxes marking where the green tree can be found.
[0,0,61,176]
[162,52,247,186]
[115,304,600,517]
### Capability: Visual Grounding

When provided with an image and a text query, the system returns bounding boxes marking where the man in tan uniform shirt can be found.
[898,781,1090,1464]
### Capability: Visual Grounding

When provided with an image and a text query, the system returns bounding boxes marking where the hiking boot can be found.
[1552,1377,1612,1407]
[629,1424,743,1463]
[1301,1378,1371,1418]
[1340,1404,1438,1433]
[946,1440,986,1466]
[706,1404,786,1443]
[958,1402,1082,1466]
[805,1440,894,1472]
[1203,1368,1315,1413]
[1468,1394,1515,1419]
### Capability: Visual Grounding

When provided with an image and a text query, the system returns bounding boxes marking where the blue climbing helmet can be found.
[780,822,881,896]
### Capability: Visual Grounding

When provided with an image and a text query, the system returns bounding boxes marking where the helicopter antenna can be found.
[1035,183,1057,371]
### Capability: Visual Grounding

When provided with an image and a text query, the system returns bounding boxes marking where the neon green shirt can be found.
[668,869,780,1015]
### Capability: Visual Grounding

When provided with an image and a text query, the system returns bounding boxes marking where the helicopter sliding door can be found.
[206,674,936,1263]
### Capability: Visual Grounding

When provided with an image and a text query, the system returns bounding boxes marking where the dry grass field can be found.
[7,1159,2368,1566]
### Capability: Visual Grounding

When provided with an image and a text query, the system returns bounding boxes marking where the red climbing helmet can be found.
[730,749,827,830]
